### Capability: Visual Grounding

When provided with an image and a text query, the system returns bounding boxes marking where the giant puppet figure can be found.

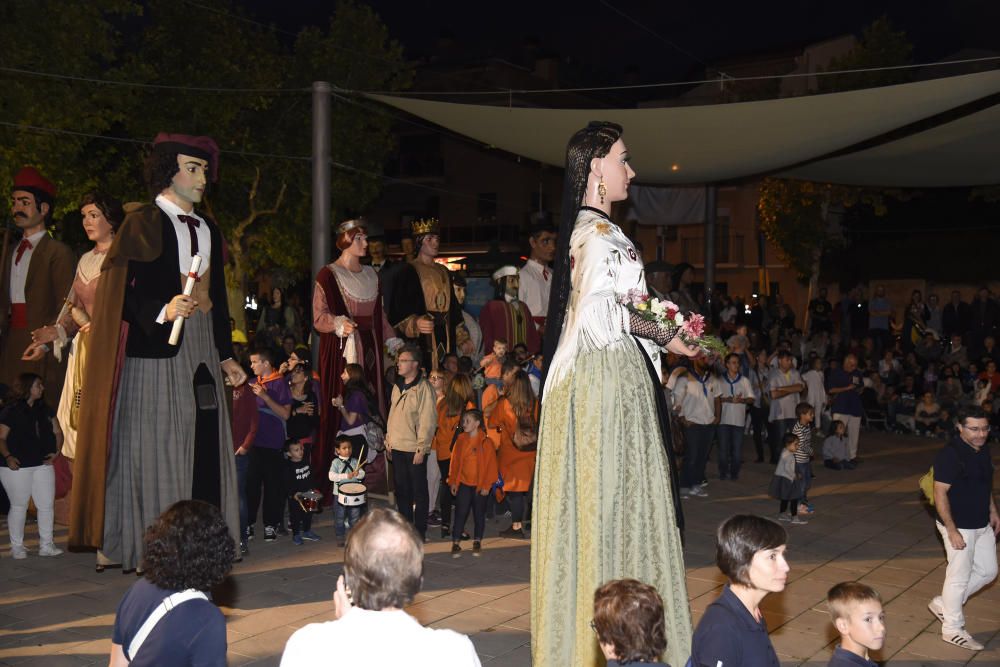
[313,218,400,485]
[532,122,695,667]
[0,168,75,398]
[69,134,245,569]
[478,265,541,355]
[518,221,556,338]
[388,218,462,371]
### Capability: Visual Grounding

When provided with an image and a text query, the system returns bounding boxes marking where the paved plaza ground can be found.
[0,430,998,666]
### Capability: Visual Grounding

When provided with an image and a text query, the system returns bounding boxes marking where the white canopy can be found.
[368,69,1000,187]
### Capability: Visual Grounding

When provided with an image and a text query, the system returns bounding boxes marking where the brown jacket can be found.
[69,204,168,549]
[0,233,75,389]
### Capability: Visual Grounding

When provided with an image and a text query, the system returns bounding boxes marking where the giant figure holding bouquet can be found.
[532,122,699,667]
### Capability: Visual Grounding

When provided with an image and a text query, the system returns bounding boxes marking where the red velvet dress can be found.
[313,264,395,488]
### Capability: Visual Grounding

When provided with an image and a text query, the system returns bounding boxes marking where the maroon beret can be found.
[12,166,57,201]
[152,132,220,182]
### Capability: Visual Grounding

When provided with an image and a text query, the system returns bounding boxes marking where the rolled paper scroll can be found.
[168,255,203,346]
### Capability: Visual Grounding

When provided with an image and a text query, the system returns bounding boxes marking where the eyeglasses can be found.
[398,358,417,364]
[961,425,991,434]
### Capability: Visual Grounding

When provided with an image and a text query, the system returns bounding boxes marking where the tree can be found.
[757,17,916,325]
[0,0,411,329]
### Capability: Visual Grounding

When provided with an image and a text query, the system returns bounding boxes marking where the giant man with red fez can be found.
[1,168,76,398]
[70,134,246,568]
[479,265,541,355]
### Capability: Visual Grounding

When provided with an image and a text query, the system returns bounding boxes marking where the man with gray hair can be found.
[386,344,437,541]
[280,509,481,665]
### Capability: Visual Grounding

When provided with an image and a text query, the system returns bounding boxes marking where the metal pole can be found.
[703,185,717,314]
[311,81,332,365]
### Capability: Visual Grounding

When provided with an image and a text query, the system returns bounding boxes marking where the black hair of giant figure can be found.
[144,149,183,198]
[79,191,125,233]
[540,121,623,395]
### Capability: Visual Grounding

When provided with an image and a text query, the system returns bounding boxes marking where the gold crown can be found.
[410,217,440,236]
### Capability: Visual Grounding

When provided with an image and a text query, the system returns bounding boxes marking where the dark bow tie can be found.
[177,214,201,254]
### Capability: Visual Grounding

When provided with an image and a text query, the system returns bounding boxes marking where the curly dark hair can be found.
[593,579,667,663]
[141,500,235,591]
[79,190,125,232]
[143,148,182,198]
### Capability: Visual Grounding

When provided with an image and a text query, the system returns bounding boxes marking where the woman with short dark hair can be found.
[0,373,62,559]
[690,514,788,667]
[109,499,235,666]
[593,579,669,666]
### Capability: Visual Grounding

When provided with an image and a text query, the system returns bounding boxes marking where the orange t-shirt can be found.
[432,400,475,461]
[487,398,538,493]
[483,357,503,379]
[449,430,498,491]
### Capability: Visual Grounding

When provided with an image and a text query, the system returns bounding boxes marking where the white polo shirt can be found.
[674,372,720,425]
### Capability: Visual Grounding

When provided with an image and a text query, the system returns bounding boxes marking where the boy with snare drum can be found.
[328,435,366,547]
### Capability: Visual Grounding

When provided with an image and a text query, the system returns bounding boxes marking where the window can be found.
[477,193,497,223]
[715,216,731,263]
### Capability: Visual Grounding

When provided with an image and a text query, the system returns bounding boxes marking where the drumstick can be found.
[168,255,202,346]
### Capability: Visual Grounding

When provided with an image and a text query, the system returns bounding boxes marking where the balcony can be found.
[680,234,745,266]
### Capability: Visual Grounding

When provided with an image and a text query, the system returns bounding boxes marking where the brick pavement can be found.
[0,431,997,665]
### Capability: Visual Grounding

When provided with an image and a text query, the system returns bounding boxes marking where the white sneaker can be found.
[789,516,809,525]
[943,629,984,651]
[776,512,792,522]
[690,487,709,497]
[10,546,27,560]
[39,544,63,557]
[928,597,945,624]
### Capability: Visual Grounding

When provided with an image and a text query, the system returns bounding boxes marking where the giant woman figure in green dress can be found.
[532,122,696,666]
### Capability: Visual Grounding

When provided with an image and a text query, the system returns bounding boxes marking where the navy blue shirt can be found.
[113,578,226,666]
[691,584,780,667]
[827,646,878,667]
[826,369,864,417]
[934,437,995,530]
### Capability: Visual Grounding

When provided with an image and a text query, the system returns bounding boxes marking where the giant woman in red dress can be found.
[313,219,400,486]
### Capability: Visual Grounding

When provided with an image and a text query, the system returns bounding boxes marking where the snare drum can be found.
[299,489,323,513]
[338,481,367,506]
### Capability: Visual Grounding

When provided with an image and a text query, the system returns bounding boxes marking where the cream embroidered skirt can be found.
[531,336,691,667]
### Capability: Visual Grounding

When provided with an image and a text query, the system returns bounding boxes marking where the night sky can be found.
[246,0,1000,87]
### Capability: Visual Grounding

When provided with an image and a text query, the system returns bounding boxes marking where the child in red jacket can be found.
[448,408,498,557]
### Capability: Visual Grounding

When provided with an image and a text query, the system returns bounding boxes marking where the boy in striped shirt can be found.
[792,402,816,514]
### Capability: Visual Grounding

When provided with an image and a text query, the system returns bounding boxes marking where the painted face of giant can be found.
[169,154,209,206]
[593,138,635,203]
[505,274,520,300]
[11,191,46,230]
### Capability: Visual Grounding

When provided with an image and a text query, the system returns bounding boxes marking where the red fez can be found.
[152,132,220,182]
[12,166,57,201]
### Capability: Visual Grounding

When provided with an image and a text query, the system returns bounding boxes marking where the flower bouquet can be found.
[617,289,728,357]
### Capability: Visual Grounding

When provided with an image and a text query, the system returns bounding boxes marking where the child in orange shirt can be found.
[482,358,519,421]
[480,338,509,380]
[431,374,477,539]
[488,370,537,539]
[449,408,498,557]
